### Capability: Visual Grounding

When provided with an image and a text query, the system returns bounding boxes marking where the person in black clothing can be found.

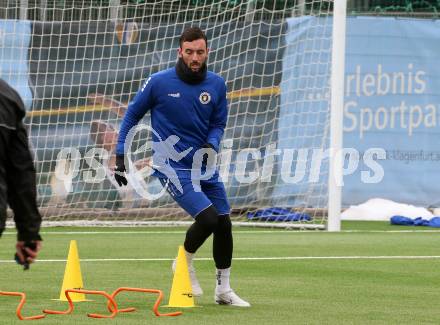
[0,79,42,267]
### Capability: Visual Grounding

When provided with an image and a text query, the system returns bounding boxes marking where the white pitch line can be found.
[2,229,440,235]
[2,255,440,264]
[1,230,309,235]
[1,231,188,235]
[339,230,440,233]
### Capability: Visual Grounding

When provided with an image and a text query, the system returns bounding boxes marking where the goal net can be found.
[2,0,345,229]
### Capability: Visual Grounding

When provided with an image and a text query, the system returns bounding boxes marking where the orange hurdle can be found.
[0,291,45,320]
[43,289,118,319]
[109,287,182,317]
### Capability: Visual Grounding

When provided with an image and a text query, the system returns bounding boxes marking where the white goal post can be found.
[328,0,347,231]
[1,0,346,230]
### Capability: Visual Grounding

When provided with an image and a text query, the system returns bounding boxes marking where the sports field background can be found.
[1,221,440,324]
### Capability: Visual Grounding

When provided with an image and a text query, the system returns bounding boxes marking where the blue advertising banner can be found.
[279,16,440,207]
[0,20,32,110]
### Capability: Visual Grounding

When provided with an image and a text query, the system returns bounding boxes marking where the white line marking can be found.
[1,231,188,235]
[2,256,440,263]
[2,229,440,235]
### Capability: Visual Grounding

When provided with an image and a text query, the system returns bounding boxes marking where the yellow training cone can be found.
[57,240,86,302]
[166,245,195,307]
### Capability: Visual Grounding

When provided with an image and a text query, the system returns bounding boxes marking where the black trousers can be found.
[0,111,41,241]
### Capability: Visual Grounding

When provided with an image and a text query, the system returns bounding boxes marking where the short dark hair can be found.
[179,27,208,48]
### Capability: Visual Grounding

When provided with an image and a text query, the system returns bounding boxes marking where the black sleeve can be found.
[10,123,42,242]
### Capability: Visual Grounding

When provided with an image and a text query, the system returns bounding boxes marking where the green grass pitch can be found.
[1,221,440,324]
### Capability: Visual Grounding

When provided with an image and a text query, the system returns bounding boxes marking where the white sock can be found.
[184,250,194,269]
[216,267,231,293]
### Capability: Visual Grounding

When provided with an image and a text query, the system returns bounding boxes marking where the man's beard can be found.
[175,57,207,84]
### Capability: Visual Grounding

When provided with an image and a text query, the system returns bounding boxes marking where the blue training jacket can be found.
[116,67,227,172]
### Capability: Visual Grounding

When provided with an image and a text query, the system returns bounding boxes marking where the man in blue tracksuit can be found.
[115,27,249,307]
